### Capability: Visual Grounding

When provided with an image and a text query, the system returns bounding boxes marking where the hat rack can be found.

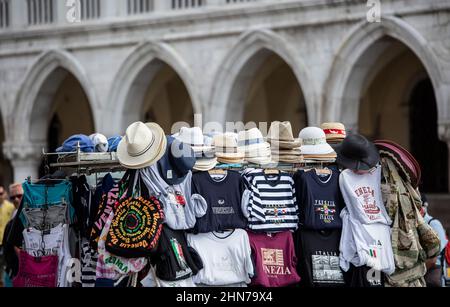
[41,142,336,176]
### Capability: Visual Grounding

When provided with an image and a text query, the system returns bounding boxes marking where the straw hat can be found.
[174,127,217,171]
[238,128,272,164]
[174,127,214,153]
[213,133,245,160]
[299,127,335,155]
[321,123,347,141]
[267,121,302,149]
[117,122,167,169]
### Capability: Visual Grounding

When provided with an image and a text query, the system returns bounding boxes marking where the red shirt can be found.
[248,231,301,287]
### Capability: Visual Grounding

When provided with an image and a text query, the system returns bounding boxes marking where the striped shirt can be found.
[242,169,298,233]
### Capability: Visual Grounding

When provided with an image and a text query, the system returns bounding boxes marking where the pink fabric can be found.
[13,250,58,287]
[247,231,301,287]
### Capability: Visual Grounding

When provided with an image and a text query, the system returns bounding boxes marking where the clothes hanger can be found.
[209,169,227,175]
[264,169,280,175]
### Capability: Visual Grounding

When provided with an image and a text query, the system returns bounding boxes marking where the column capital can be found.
[2,141,45,162]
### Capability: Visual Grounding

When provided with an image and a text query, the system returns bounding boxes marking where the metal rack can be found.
[42,143,337,176]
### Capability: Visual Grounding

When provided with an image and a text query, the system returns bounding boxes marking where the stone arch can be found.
[108,41,201,133]
[11,49,99,144]
[209,29,318,125]
[324,16,446,130]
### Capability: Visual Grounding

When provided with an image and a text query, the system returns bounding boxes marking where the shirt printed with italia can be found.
[294,169,344,230]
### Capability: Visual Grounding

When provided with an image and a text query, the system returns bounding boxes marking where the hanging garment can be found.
[380,157,434,287]
[20,180,75,227]
[22,223,72,287]
[296,229,345,287]
[339,207,395,275]
[151,226,203,281]
[98,211,147,278]
[248,231,300,287]
[243,169,298,233]
[81,239,98,287]
[13,251,58,288]
[339,167,391,225]
[22,205,67,231]
[294,169,344,230]
[191,171,248,233]
[344,264,385,288]
[187,229,254,286]
[90,183,120,249]
[70,175,92,237]
[140,166,208,230]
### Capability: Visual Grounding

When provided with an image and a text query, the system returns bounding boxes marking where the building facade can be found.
[0,0,449,204]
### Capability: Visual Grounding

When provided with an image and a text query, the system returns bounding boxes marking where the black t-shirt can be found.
[151,226,203,281]
[344,264,385,288]
[294,169,344,230]
[191,171,247,233]
[296,229,346,287]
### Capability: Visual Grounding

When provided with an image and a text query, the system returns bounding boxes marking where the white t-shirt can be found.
[187,229,254,286]
[23,223,72,287]
[339,207,395,275]
[339,167,391,225]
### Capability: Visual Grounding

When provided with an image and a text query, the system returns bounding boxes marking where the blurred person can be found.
[8,183,23,217]
[0,186,15,287]
[1,184,23,287]
[421,193,448,287]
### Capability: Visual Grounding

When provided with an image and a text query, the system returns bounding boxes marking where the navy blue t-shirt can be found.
[294,169,344,230]
[191,171,247,233]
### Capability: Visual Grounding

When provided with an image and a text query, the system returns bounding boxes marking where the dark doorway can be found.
[39,114,62,178]
[410,78,448,193]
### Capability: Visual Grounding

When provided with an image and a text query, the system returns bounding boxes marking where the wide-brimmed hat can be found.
[321,123,347,141]
[194,157,218,171]
[267,121,302,149]
[374,140,421,188]
[335,134,379,171]
[174,127,214,153]
[157,136,195,185]
[238,128,271,152]
[117,122,166,169]
[213,133,245,159]
[299,127,335,155]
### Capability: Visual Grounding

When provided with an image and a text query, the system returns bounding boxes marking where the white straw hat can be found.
[299,127,335,155]
[174,127,214,153]
[117,122,166,169]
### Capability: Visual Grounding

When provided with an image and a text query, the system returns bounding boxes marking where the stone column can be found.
[10,0,28,29]
[3,142,45,183]
[439,123,450,193]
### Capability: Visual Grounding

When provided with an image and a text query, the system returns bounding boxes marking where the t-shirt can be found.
[243,169,298,233]
[296,229,345,287]
[339,167,391,225]
[141,166,207,230]
[247,231,300,287]
[152,226,203,281]
[339,207,395,275]
[294,170,344,230]
[22,223,72,287]
[0,200,15,243]
[192,171,247,233]
[187,229,254,286]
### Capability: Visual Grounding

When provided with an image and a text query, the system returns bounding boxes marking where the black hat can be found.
[335,134,380,171]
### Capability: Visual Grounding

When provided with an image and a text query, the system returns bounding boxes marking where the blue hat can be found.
[108,135,122,152]
[56,134,94,153]
[157,136,195,185]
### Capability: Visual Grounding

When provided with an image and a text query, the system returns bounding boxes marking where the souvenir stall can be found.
[2,121,442,288]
